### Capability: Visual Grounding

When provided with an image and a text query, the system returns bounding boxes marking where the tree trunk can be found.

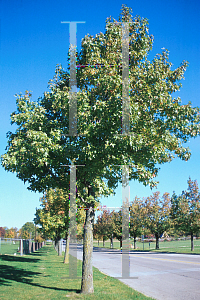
[64,231,69,263]
[58,239,62,256]
[110,234,113,249]
[120,238,122,249]
[81,205,94,294]
[191,232,194,251]
[54,238,58,253]
[155,234,159,250]
[98,240,99,246]
[134,235,136,249]
[103,238,105,247]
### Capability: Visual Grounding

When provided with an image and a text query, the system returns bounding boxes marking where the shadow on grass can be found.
[28,252,45,257]
[0,264,80,293]
[0,255,40,263]
[0,264,42,286]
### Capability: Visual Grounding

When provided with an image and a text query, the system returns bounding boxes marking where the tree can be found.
[130,197,145,249]
[1,4,200,293]
[0,227,6,237]
[94,209,114,247]
[22,230,30,239]
[112,210,122,248]
[11,227,18,238]
[144,192,171,249]
[35,188,86,261]
[93,223,102,246]
[4,228,15,239]
[171,178,200,251]
[34,188,69,259]
[21,222,35,239]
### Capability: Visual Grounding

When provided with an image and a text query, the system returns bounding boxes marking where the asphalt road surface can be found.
[75,245,200,300]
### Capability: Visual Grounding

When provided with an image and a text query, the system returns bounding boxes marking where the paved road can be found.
[75,245,200,300]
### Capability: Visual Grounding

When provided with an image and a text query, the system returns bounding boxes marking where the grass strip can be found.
[0,243,154,300]
[93,239,200,254]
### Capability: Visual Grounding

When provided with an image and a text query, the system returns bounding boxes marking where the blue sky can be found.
[0,0,200,229]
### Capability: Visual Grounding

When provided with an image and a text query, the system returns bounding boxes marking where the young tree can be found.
[21,230,30,239]
[34,188,69,259]
[4,228,15,239]
[144,192,171,249]
[93,222,102,246]
[12,227,19,238]
[21,222,35,239]
[130,197,145,249]
[94,209,114,247]
[171,178,200,251]
[35,188,86,261]
[112,210,122,248]
[0,227,6,238]
[1,5,200,293]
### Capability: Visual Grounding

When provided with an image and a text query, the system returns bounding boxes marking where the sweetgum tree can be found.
[1,5,200,293]
[144,192,171,249]
[94,210,114,247]
[34,188,70,258]
[130,196,145,249]
[171,178,200,251]
[34,187,86,261]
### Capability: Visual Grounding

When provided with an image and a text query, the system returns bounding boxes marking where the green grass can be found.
[0,243,154,300]
[0,240,20,255]
[93,240,121,249]
[93,239,200,254]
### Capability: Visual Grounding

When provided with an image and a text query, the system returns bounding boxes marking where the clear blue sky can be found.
[0,0,200,229]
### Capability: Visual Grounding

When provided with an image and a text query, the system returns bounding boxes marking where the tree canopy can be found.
[144,192,171,249]
[171,178,200,251]
[130,196,145,249]
[34,188,69,243]
[21,222,35,240]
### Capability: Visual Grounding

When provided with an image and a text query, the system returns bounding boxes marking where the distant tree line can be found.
[2,177,199,253]
[0,222,43,242]
[94,177,200,251]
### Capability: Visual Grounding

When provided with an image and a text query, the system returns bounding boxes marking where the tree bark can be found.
[110,234,113,248]
[54,238,58,253]
[64,230,69,263]
[58,239,62,256]
[134,235,136,249]
[103,238,105,247]
[81,205,94,294]
[120,238,122,249]
[191,232,194,251]
[155,234,159,250]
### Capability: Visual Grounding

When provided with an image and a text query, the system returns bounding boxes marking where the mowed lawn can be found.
[0,243,155,300]
[0,241,21,255]
[93,238,200,254]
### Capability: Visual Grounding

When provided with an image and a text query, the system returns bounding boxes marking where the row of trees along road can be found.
[1,5,200,294]
[34,187,86,262]
[94,178,200,251]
